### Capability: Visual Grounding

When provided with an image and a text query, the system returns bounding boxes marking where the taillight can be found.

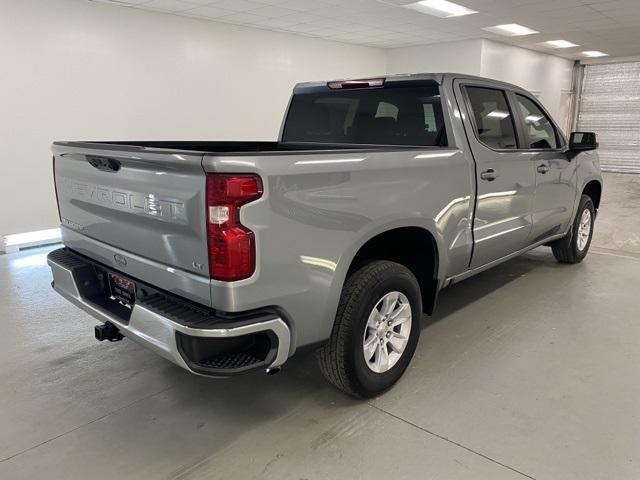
[206,174,263,281]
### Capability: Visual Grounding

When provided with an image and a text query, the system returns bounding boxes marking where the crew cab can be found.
[48,73,602,397]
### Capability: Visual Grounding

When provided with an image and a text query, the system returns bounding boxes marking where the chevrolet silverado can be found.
[48,73,602,397]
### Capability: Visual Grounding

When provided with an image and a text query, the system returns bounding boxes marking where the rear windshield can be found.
[282,85,446,147]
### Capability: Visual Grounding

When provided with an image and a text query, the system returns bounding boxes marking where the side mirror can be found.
[569,132,598,151]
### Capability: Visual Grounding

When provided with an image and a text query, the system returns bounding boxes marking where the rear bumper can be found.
[47,248,291,376]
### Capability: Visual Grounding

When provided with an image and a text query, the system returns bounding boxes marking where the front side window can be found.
[465,87,518,149]
[282,85,446,146]
[516,95,558,149]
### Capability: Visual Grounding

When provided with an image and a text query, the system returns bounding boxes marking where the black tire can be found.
[317,260,422,398]
[551,194,595,264]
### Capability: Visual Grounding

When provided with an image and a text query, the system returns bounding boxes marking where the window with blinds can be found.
[578,62,640,174]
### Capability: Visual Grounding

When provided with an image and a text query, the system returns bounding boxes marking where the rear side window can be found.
[282,85,446,146]
[515,94,558,149]
[465,87,518,149]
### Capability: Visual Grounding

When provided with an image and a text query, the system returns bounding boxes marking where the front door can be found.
[454,81,535,268]
[512,93,577,242]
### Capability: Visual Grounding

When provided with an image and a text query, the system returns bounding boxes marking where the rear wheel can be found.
[317,260,421,398]
[552,194,595,264]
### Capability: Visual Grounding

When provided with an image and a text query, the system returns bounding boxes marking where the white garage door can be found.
[578,62,640,174]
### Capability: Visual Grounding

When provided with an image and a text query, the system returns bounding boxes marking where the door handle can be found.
[537,164,550,174]
[480,169,498,181]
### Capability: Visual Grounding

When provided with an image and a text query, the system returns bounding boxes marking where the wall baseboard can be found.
[0,228,61,254]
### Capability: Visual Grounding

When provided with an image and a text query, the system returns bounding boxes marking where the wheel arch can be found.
[345,226,441,315]
[582,179,602,210]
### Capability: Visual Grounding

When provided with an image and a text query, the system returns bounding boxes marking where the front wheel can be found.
[552,194,595,264]
[317,260,422,398]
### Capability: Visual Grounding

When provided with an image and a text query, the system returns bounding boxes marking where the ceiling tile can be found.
[251,17,300,28]
[217,12,268,24]
[133,0,200,11]
[209,0,266,12]
[93,0,151,5]
[86,0,640,57]
[274,0,330,12]
[249,5,298,18]
[183,5,236,18]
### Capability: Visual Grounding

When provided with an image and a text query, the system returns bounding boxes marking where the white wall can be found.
[480,39,575,130]
[387,39,575,131]
[386,39,483,76]
[0,0,386,236]
[0,1,575,238]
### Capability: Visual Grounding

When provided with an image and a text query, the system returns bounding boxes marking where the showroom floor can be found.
[1,173,638,480]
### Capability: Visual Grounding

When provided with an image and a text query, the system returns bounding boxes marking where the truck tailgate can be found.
[52,143,209,279]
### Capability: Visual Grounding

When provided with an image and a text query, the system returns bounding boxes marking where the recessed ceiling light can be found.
[483,24,539,36]
[404,0,477,18]
[525,114,544,123]
[540,40,580,49]
[581,50,609,57]
[486,110,510,120]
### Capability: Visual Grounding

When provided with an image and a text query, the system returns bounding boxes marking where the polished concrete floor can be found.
[1,173,639,480]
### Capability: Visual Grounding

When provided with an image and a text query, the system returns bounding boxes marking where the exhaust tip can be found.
[266,367,281,376]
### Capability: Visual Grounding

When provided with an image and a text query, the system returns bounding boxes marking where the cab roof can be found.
[293,73,528,95]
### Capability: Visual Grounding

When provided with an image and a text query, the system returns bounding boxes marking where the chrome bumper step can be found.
[47,248,291,376]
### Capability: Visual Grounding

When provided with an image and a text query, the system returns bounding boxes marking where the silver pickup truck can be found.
[48,73,602,397]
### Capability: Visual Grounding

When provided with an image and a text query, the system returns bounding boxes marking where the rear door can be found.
[454,80,535,268]
[511,93,577,242]
[53,143,209,276]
